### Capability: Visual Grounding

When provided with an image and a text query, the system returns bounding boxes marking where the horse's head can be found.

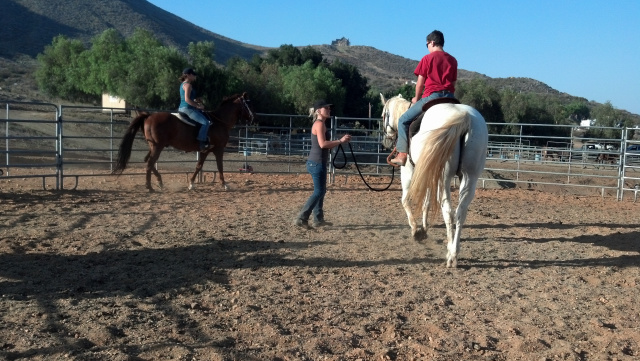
[238,92,255,125]
[380,93,410,150]
[212,92,254,128]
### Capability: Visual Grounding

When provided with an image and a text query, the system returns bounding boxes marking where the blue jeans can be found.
[179,107,210,143]
[395,91,455,153]
[297,160,327,222]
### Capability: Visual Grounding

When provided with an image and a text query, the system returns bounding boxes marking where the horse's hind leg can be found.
[440,184,457,267]
[188,152,209,190]
[400,166,419,237]
[447,174,479,268]
[146,143,164,192]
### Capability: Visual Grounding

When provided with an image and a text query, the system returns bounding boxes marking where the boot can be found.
[390,152,407,166]
[199,140,210,152]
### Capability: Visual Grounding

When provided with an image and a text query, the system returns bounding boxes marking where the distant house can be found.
[101,93,128,113]
[580,119,595,127]
[331,37,350,46]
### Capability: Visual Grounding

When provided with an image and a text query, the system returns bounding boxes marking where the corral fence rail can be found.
[1,101,639,201]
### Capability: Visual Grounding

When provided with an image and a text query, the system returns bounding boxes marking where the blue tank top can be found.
[179,82,196,109]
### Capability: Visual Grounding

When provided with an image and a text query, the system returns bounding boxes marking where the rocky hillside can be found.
[1,0,635,120]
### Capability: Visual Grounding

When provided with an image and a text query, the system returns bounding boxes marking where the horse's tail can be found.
[112,112,150,175]
[406,106,471,220]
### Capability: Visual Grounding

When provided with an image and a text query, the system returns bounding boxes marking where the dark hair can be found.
[427,30,445,47]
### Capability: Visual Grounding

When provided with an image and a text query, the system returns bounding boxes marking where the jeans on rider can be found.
[297,160,327,223]
[179,107,210,149]
[395,91,455,153]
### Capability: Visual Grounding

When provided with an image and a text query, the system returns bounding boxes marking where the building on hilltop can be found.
[331,37,350,46]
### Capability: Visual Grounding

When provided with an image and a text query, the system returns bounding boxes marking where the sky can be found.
[146,0,640,115]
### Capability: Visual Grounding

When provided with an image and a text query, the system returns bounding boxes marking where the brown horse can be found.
[113,92,254,191]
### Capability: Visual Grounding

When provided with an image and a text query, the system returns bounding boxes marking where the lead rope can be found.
[332,142,395,192]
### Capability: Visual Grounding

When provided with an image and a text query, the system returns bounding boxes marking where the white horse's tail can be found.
[406,107,471,221]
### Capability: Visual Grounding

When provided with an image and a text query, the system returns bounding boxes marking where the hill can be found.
[1,0,637,121]
[1,0,266,64]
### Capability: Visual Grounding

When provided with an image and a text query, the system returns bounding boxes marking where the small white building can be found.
[579,119,596,128]
[102,93,128,113]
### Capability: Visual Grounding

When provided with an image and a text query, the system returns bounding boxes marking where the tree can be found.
[327,60,370,117]
[78,29,127,96]
[35,35,96,102]
[563,101,590,123]
[281,61,345,118]
[36,28,189,108]
[456,79,504,134]
[300,46,324,67]
[186,41,235,108]
[118,29,185,108]
[265,44,303,67]
[227,58,287,115]
[590,101,626,140]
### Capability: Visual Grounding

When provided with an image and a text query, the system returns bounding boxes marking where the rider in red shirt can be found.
[390,30,457,166]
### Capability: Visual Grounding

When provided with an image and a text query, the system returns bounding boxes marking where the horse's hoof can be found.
[188,184,195,191]
[412,228,427,241]
[446,258,457,268]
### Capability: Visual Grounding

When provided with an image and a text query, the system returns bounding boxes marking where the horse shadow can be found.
[458,222,640,270]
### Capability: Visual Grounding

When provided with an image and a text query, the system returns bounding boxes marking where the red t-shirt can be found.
[414,51,458,98]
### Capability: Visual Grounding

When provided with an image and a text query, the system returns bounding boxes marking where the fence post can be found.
[57,106,64,190]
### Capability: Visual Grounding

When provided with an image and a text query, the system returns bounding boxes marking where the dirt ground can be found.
[1,170,639,361]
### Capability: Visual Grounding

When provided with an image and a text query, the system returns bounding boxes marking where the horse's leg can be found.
[448,173,479,268]
[188,151,209,191]
[212,147,228,190]
[421,192,431,238]
[145,143,165,192]
[440,178,456,267]
[400,165,418,237]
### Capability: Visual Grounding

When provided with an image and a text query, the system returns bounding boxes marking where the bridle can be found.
[382,105,397,141]
[239,96,255,123]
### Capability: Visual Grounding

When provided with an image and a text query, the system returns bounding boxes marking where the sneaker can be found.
[312,219,333,227]
[293,218,309,228]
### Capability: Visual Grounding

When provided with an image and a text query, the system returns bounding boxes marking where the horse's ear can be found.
[242,92,248,99]
[380,93,386,105]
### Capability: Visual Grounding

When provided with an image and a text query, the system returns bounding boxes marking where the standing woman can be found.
[178,68,210,152]
[294,100,351,228]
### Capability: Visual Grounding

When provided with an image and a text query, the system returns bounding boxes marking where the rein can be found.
[332,142,395,192]
[204,95,254,124]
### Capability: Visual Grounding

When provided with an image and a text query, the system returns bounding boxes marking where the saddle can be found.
[173,111,211,128]
[408,97,460,139]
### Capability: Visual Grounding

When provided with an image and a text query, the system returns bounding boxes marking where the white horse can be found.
[380,94,488,268]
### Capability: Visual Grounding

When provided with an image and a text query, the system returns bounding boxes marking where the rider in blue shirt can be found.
[178,68,210,152]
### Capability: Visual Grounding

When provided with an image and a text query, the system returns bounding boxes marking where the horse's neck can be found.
[391,99,410,130]
[210,105,238,128]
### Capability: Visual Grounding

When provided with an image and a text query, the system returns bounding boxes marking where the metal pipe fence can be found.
[1,101,639,200]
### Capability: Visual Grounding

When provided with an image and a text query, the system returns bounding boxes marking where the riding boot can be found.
[199,137,210,152]
[390,152,407,166]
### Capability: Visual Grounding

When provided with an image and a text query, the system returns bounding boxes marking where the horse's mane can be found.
[220,93,243,105]
[386,95,411,128]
